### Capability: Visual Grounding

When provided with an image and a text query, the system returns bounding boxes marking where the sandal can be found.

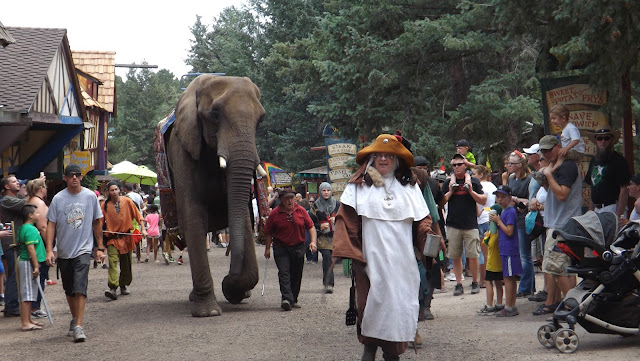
[532,303,558,316]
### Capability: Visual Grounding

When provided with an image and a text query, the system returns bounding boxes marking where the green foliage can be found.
[80,173,99,191]
[180,0,640,173]
[110,67,180,170]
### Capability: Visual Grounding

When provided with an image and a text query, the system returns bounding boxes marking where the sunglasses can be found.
[507,162,520,166]
[66,172,82,178]
[452,163,465,167]
[595,136,612,142]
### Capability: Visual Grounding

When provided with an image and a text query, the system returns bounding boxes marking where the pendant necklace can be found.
[115,200,121,214]
[383,177,395,206]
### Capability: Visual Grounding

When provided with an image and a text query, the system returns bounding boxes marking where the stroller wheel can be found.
[537,324,557,348]
[554,328,579,354]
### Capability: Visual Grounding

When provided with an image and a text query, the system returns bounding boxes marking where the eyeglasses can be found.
[374,153,395,160]
[508,162,520,166]
[66,172,82,178]
[595,136,612,142]
[452,163,465,167]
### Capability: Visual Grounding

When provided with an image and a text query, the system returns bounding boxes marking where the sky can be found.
[2,0,243,79]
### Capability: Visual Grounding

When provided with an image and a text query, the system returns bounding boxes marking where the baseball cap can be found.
[538,135,559,150]
[523,144,540,154]
[64,163,82,176]
[455,139,470,147]
[414,156,428,167]
[493,185,513,196]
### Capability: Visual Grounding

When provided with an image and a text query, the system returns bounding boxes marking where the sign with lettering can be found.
[325,136,357,199]
[65,151,92,174]
[540,76,614,208]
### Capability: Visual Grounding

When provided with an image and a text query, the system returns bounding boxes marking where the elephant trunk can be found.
[226,148,256,276]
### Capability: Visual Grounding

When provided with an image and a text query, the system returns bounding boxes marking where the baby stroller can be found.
[536,211,640,353]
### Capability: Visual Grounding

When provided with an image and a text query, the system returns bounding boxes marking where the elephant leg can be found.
[222,213,259,303]
[175,185,221,317]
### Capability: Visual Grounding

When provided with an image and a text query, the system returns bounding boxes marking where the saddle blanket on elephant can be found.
[154,110,182,234]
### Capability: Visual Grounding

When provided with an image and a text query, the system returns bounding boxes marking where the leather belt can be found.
[594,202,616,208]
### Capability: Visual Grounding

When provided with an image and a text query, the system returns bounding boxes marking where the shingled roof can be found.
[0,21,16,47]
[72,50,117,114]
[0,27,67,112]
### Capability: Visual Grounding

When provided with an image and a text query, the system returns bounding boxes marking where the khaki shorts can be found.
[446,226,479,259]
[542,228,570,276]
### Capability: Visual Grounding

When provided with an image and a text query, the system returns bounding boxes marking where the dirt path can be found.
[1,244,638,360]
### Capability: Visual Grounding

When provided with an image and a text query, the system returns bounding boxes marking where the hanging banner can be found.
[539,76,610,207]
[325,135,357,200]
[263,162,291,188]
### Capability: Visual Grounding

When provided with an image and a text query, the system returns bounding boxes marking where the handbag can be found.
[345,265,357,326]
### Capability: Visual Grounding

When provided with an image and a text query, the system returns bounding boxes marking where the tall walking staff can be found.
[37,281,53,325]
[9,221,21,304]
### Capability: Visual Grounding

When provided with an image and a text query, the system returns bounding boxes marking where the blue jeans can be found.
[477,222,490,265]
[517,227,535,294]
[3,247,19,313]
[304,230,317,262]
[32,261,50,310]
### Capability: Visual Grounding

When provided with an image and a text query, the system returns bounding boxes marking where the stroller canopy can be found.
[554,211,618,252]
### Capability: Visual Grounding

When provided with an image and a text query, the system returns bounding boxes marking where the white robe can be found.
[340,175,429,341]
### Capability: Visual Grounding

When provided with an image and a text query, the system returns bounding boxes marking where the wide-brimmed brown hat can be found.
[355,134,415,167]
[586,123,620,144]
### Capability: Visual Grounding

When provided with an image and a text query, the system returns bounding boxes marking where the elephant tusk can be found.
[256,164,267,177]
[219,156,227,169]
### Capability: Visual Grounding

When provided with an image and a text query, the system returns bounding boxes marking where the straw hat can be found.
[355,134,415,167]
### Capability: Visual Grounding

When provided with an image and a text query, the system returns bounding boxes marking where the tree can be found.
[110,67,180,169]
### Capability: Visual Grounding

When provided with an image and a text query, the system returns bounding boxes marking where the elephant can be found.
[164,74,265,317]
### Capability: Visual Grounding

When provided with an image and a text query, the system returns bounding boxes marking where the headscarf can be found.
[315,182,337,216]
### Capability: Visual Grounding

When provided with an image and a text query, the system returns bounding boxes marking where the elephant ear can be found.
[172,75,206,160]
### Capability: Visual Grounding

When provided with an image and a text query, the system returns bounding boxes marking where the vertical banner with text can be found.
[539,76,609,206]
[325,138,357,200]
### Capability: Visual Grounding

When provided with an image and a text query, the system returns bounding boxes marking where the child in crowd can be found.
[450,139,475,187]
[549,104,585,161]
[17,204,46,331]
[144,204,161,263]
[478,204,504,315]
[489,186,521,317]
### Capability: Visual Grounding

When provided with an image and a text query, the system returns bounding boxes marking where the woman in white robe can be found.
[333,134,432,361]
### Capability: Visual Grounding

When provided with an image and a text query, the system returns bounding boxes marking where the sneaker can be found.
[432,287,447,294]
[471,282,480,294]
[453,284,464,296]
[45,279,57,285]
[102,264,108,269]
[495,304,505,311]
[291,302,301,309]
[120,286,130,295]
[444,273,456,282]
[0,295,4,307]
[528,290,548,302]
[169,257,176,263]
[281,300,291,311]
[31,310,48,318]
[515,291,533,298]
[73,326,87,342]
[67,318,76,337]
[177,257,184,265]
[105,288,118,300]
[163,252,171,265]
[496,307,519,317]
[477,305,497,315]
[324,285,334,294]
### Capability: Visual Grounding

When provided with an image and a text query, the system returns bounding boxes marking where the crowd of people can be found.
[1,103,637,358]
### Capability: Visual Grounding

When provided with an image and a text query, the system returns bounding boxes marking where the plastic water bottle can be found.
[489,209,498,233]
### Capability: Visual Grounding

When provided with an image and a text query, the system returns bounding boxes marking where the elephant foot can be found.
[222,274,256,304]
[188,289,222,317]
[190,299,222,317]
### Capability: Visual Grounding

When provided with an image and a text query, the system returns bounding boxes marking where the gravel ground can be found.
[1,244,639,360]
